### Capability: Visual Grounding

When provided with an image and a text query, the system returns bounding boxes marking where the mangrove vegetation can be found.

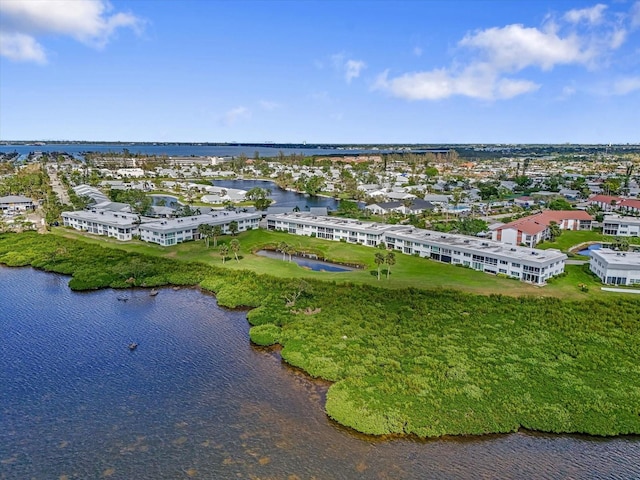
[1,231,639,438]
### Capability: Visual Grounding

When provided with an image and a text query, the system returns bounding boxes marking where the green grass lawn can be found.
[537,229,640,252]
[51,227,628,300]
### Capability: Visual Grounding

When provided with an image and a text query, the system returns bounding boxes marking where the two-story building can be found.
[602,215,640,237]
[590,249,640,286]
[138,211,260,246]
[62,210,140,241]
[266,212,566,285]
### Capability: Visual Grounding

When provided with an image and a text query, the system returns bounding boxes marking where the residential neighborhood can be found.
[2,144,640,287]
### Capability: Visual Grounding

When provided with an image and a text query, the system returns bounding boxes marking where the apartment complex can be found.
[139,211,260,246]
[62,208,260,246]
[602,215,640,237]
[266,213,566,285]
[62,210,140,241]
[590,249,640,286]
[491,210,593,247]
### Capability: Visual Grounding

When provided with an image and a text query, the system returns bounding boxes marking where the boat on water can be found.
[149,289,158,297]
[128,342,138,351]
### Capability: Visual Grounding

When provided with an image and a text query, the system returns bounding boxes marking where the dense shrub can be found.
[1,231,639,438]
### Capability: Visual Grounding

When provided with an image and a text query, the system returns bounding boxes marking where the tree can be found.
[548,198,573,211]
[284,243,296,262]
[548,221,561,242]
[197,223,213,247]
[219,244,229,264]
[385,252,396,279]
[230,238,240,262]
[374,252,385,280]
[246,187,272,210]
[611,236,630,252]
[228,220,239,236]
[282,279,309,307]
[212,225,222,247]
[278,241,289,261]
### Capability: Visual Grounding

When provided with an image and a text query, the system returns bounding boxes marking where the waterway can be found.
[1,266,639,479]
[0,143,400,159]
[214,178,341,210]
[256,249,355,272]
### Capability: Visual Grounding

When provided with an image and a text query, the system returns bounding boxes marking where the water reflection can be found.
[1,266,638,479]
[256,249,355,272]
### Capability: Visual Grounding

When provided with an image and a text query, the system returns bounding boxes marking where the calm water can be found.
[1,266,639,479]
[256,250,354,272]
[214,179,341,210]
[577,243,602,256]
[0,143,395,159]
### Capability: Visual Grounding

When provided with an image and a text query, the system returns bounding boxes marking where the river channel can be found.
[1,266,638,479]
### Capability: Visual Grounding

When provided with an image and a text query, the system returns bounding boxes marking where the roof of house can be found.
[496,210,593,236]
[0,195,34,204]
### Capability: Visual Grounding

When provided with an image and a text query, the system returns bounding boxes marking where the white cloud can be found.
[0,31,46,64]
[0,0,143,62]
[613,77,640,95]
[223,107,251,126]
[374,4,632,102]
[459,24,592,71]
[564,4,607,25]
[330,53,366,83]
[344,59,366,83]
[373,64,539,101]
[632,2,640,28]
[259,100,280,110]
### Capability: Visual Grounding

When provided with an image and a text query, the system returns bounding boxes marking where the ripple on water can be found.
[1,266,639,480]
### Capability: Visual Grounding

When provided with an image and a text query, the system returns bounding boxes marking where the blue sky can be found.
[1,0,639,144]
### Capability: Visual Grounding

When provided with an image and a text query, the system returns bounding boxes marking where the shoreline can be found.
[1,231,639,439]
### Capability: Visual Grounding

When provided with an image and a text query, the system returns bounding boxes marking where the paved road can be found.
[48,167,70,204]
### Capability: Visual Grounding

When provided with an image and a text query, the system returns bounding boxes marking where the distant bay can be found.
[0,143,406,158]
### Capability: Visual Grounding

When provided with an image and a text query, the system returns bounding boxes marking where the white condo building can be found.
[62,210,140,241]
[602,215,640,237]
[62,208,260,246]
[138,211,260,246]
[266,213,566,285]
[589,248,640,286]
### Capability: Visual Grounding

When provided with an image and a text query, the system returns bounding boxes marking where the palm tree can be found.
[548,221,561,242]
[220,244,229,264]
[374,252,385,280]
[228,220,239,236]
[212,225,222,247]
[284,243,296,262]
[197,223,212,247]
[278,241,289,261]
[230,239,240,262]
[385,251,396,279]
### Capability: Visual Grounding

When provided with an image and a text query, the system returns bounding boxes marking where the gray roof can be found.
[0,195,34,204]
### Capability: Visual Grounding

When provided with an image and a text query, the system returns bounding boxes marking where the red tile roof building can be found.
[491,210,593,247]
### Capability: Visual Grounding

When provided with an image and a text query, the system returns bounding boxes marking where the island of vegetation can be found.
[1,230,638,438]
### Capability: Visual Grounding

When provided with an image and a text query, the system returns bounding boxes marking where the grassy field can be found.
[1,231,639,438]
[537,229,640,252]
[50,227,628,299]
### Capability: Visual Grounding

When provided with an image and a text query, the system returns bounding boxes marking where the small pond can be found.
[256,249,355,272]
[577,243,602,256]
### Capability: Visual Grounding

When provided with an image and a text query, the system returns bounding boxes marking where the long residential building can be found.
[602,215,640,237]
[589,249,640,286]
[62,208,260,245]
[266,212,566,285]
[62,210,141,241]
[138,211,260,246]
